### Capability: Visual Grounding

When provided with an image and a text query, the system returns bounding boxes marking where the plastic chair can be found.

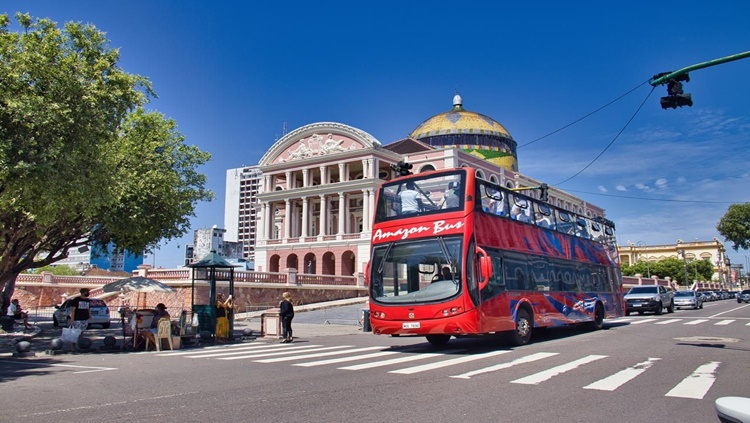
[154,318,174,351]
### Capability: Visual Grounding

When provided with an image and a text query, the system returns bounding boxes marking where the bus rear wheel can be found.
[584,303,604,331]
[425,334,451,346]
[508,309,532,346]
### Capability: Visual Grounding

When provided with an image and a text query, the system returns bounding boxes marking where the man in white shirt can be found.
[399,182,421,214]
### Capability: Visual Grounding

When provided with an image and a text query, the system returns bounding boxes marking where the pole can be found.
[650,51,750,86]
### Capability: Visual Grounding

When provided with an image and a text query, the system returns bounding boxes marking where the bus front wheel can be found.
[426,334,451,346]
[509,309,532,346]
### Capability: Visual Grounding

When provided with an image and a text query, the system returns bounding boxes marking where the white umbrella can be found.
[101,276,176,294]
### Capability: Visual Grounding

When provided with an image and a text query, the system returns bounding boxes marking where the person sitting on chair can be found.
[440,266,453,281]
[8,299,32,330]
[143,303,170,349]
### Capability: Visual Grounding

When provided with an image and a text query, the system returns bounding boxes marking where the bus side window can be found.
[504,254,530,291]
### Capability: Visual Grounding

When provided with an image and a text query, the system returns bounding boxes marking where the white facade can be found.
[224,166,263,259]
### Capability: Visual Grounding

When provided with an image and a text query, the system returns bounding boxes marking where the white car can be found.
[53,298,111,328]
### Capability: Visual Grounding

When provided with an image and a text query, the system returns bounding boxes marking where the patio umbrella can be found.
[101,276,176,294]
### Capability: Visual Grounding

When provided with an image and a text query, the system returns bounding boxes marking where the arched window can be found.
[419,164,435,173]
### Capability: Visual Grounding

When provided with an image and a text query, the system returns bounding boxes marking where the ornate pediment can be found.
[280,133,357,162]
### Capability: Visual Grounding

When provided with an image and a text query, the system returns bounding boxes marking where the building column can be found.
[320,165,327,185]
[319,194,327,237]
[301,196,309,238]
[259,202,267,240]
[372,158,379,179]
[338,193,345,235]
[366,189,374,231]
[302,169,309,187]
[338,163,346,182]
[285,171,292,189]
[361,189,370,232]
[284,199,291,240]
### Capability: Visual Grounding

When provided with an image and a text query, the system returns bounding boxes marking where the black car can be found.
[737,290,750,304]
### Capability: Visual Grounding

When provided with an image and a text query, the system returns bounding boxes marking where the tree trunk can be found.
[0,274,19,317]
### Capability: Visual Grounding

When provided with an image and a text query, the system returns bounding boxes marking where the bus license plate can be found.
[402,322,420,329]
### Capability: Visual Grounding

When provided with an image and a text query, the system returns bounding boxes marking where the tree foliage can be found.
[0,13,213,310]
[621,258,714,286]
[716,203,750,251]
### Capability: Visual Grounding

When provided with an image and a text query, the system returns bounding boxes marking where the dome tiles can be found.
[410,94,518,171]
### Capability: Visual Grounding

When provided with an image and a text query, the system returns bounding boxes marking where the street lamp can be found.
[678,249,690,287]
[637,241,650,278]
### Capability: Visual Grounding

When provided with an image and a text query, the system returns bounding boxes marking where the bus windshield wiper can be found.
[377,242,394,274]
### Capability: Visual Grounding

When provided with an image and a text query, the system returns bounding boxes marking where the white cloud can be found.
[615,185,627,191]
[597,185,608,193]
[654,178,668,189]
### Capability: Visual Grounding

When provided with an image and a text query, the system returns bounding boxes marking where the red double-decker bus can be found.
[367,167,623,346]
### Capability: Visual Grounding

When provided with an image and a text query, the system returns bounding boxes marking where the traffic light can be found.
[656,72,693,109]
[539,183,549,202]
[393,160,413,176]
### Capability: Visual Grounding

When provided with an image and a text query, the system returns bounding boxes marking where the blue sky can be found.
[6,1,750,272]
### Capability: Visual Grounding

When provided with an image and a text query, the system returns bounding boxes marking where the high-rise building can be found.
[224,165,263,260]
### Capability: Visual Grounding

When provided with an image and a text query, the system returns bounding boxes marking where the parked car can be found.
[737,290,750,304]
[673,290,703,310]
[624,285,675,315]
[53,298,111,328]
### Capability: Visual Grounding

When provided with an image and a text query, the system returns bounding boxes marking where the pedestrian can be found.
[68,288,91,352]
[215,293,233,343]
[143,303,170,349]
[7,298,32,330]
[398,182,421,214]
[279,292,294,343]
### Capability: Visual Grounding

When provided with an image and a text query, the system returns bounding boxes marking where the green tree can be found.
[0,13,213,313]
[717,203,750,251]
[24,265,80,276]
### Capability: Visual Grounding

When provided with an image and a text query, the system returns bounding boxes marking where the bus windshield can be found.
[370,236,462,304]
[374,170,464,222]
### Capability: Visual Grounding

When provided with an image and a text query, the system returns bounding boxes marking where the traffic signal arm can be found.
[650,51,750,86]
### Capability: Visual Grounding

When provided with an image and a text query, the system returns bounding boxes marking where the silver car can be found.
[674,290,703,310]
[53,298,111,328]
[738,290,750,304]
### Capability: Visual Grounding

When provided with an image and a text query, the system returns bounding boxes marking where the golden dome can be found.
[410,94,518,171]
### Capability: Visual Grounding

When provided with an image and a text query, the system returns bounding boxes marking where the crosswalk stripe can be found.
[161,343,292,357]
[216,345,353,361]
[584,357,661,391]
[665,361,720,399]
[339,350,465,370]
[255,346,385,363]
[389,350,511,375]
[714,320,735,326]
[450,352,558,379]
[156,343,267,357]
[747,321,750,326]
[295,350,402,367]
[629,319,657,325]
[511,355,608,385]
[684,319,709,325]
[655,319,682,325]
[184,344,327,359]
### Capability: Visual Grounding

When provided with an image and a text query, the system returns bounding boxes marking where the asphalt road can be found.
[2,299,749,423]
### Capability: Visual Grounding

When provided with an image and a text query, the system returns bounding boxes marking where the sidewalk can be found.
[0,297,370,356]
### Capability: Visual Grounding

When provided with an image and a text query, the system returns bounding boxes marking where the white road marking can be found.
[655,319,682,325]
[339,350,465,370]
[2,360,117,374]
[389,350,511,375]
[714,320,735,326]
[217,345,351,360]
[255,346,385,363]
[584,357,661,391]
[158,343,291,357]
[629,319,657,325]
[450,352,558,379]
[684,319,709,325]
[295,350,401,367]
[665,361,720,399]
[511,355,608,385]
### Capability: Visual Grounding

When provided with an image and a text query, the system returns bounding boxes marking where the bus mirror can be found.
[475,246,492,290]
[364,261,371,286]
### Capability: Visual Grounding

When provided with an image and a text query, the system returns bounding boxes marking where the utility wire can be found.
[518,80,651,149]
[565,189,742,204]
[554,85,656,186]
